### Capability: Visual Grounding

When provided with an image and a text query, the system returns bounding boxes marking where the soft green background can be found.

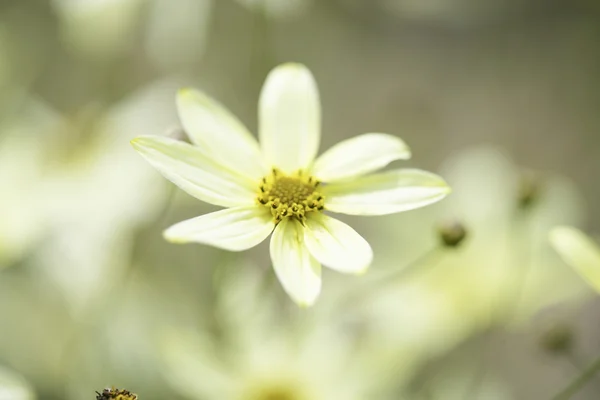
[1,0,599,399]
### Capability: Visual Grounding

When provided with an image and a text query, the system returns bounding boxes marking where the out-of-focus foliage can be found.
[1,0,599,399]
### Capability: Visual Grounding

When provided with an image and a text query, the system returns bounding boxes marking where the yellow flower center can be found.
[257,168,324,223]
[244,382,307,400]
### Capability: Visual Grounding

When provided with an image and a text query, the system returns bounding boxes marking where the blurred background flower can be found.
[161,262,399,400]
[1,0,599,399]
[0,366,35,400]
[334,147,587,398]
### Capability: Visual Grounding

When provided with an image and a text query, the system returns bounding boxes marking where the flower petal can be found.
[304,213,373,274]
[131,135,256,207]
[550,226,600,293]
[177,88,267,180]
[270,218,321,306]
[259,63,321,173]
[164,206,274,251]
[322,169,451,216]
[312,133,411,182]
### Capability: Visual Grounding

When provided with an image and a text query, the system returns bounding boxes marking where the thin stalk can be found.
[552,353,600,400]
[326,246,441,319]
[348,247,441,305]
[464,209,532,398]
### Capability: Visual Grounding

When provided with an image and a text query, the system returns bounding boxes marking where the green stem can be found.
[552,353,600,400]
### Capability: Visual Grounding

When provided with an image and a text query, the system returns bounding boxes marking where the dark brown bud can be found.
[437,220,467,248]
[517,170,543,210]
[540,324,574,355]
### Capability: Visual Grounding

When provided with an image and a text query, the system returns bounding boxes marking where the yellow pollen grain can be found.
[257,168,324,223]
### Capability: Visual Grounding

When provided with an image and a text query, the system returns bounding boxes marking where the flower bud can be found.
[518,171,542,210]
[437,220,467,248]
[539,323,574,355]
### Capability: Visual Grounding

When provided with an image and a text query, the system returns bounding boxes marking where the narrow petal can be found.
[259,63,321,173]
[177,88,267,180]
[322,169,451,216]
[131,135,256,208]
[164,206,274,251]
[270,218,321,306]
[550,226,600,293]
[304,213,373,274]
[312,133,411,182]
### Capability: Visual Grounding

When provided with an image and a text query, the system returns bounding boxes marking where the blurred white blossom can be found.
[550,226,600,294]
[161,263,398,400]
[0,366,35,400]
[0,96,63,267]
[35,80,177,313]
[51,0,147,58]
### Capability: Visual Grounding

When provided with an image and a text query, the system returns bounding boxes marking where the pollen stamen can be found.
[257,168,325,223]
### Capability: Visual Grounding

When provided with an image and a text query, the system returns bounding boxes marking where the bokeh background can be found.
[1,0,600,399]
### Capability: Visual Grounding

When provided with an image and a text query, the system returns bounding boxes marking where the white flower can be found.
[0,366,35,400]
[160,264,399,400]
[0,96,62,268]
[131,63,450,306]
[34,80,173,313]
[550,226,600,294]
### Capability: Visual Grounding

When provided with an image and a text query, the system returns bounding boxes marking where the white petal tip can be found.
[267,63,315,83]
[436,181,453,196]
[130,135,159,149]
[386,135,412,160]
[549,226,572,240]
[163,231,185,244]
[177,87,195,97]
[176,88,211,107]
[354,266,370,276]
[296,299,317,308]
[130,137,143,148]
[276,62,309,71]
[163,227,189,244]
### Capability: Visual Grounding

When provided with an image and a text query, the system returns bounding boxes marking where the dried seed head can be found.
[95,387,138,400]
[517,170,543,210]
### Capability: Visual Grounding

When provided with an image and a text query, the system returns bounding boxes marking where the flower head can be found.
[131,63,450,306]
